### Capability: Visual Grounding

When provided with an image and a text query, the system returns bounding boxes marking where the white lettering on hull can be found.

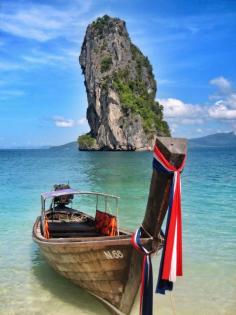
[104,250,124,259]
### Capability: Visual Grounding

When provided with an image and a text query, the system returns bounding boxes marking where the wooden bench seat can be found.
[48,221,100,238]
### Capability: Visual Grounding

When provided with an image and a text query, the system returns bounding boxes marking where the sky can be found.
[0,0,236,147]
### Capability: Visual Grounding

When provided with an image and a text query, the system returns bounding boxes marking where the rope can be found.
[141,224,154,239]
[131,227,154,315]
[170,292,177,315]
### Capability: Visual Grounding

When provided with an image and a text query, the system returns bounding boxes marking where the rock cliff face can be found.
[78,15,170,151]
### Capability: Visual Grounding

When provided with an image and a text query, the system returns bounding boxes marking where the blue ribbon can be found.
[131,227,153,315]
[153,157,175,294]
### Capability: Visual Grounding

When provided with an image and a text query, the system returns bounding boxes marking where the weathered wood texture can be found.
[33,219,144,315]
[142,137,187,242]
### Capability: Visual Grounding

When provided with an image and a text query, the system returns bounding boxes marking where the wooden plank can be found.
[41,246,130,264]
[118,250,142,314]
[43,255,129,273]
[64,269,126,281]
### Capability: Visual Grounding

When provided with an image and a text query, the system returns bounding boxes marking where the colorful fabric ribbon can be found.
[131,227,153,315]
[153,144,186,294]
[131,143,186,314]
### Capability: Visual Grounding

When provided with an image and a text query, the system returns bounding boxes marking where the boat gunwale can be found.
[33,216,152,247]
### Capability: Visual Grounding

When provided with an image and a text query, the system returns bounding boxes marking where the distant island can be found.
[188,132,236,148]
[48,132,236,151]
[2,132,235,150]
[49,142,78,151]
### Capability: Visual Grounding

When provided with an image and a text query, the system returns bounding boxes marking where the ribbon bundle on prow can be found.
[131,227,153,315]
[153,144,186,294]
[131,142,186,315]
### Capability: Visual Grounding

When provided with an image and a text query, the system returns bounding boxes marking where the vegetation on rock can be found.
[112,70,170,135]
[101,56,113,73]
[77,134,96,148]
[130,43,155,95]
[92,15,110,36]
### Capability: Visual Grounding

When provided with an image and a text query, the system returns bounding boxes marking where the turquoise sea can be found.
[0,147,235,315]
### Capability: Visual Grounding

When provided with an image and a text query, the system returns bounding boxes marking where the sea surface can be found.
[0,146,235,315]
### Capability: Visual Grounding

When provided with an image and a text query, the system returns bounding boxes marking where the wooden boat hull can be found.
[33,217,151,315]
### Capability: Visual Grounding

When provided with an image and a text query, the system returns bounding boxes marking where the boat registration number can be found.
[104,250,124,259]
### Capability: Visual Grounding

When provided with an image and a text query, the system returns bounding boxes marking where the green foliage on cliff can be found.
[130,43,156,97]
[92,15,110,37]
[101,56,112,73]
[112,70,170,136]
[78,134,96,148]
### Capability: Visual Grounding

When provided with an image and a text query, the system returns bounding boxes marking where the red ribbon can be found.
[153,145,186,282]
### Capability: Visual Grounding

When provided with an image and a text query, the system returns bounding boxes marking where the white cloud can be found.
[208,76,236,120]
[227,93,236,109]
[208,102,236,120]
[0,89,25,100]
[181,118,204,125]
[159,98,204,118]
[53,116,87,128]
[1,1,91,42]
[157,76,236,131]
[1,8,65,42]
[53,116,76,128]
[161,77,236,123]
[22,50,66,65]
[24,47,82,66]
[169,123,177,133]
[0,3,113,76]
[0,61,24,71]
[156,77,236,133]
[0,48,80,74]
[210,76,232,94]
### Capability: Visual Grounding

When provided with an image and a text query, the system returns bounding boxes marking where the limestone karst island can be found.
[78,15,170,151]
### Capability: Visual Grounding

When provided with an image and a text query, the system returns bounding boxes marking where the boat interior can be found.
[40,185,131,239]
[45,207,100,238]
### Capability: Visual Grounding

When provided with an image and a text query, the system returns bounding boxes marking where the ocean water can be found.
[0,147,235,315]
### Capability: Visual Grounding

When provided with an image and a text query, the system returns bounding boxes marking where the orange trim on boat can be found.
[44,218,50,239]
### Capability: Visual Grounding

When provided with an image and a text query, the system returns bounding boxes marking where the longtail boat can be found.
[32,137,187,315]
